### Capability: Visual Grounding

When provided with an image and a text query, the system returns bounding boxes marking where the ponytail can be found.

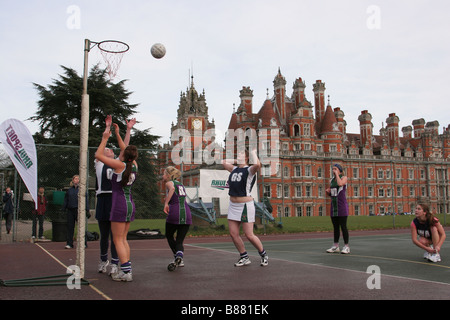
[121,145,138,188]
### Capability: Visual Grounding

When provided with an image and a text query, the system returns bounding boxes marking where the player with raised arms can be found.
[223,148,268,267]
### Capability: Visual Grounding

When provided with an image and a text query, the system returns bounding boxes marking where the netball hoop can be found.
[91,40,130,79]
[77,38,129,279]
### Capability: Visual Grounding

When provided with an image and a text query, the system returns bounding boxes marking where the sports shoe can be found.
[109,264,119,276]
[423,251,430,260]
[65,245,73,249]
[260,254,269,267]
[428,253,441,263]
[112,270,133,282]
[98,260,110,273]
[341,246,350,254]
[234,256,251,267]
[326,246,340,253]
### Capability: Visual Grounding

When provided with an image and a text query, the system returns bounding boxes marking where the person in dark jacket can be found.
[63,175,89,248]
[32,187,48,239]
[2,187,14,234]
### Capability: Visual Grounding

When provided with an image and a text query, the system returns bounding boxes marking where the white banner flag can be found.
[0,119,38,209]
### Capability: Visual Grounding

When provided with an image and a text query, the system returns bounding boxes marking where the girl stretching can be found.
[411,203,446,262]
[95,121,138,281]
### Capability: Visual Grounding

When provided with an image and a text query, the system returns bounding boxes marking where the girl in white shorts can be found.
[223,149,268,267]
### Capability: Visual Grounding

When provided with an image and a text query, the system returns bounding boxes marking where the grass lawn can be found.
[78,214,448,238]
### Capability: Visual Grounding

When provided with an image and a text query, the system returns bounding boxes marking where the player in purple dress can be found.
[95,119,138,282]
[163,166,192,269]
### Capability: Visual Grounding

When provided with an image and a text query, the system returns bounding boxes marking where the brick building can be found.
[158,70,450,217]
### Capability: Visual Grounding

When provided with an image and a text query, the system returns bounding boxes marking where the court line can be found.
[34,243,112,300]
[187,243,450,288]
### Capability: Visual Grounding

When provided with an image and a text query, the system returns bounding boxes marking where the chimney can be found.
[358,110,373,149]
[313,80,326,124]
[292,77,306,107]
[273,68,287,123]
[402,126,413,139]
[386,113,400,147]
[239,86,253,115]
[412,118,425,138]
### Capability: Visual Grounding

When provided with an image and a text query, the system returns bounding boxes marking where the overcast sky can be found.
[1,0,449,145]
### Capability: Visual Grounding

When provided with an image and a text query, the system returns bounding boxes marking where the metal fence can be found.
[1,143,164,243]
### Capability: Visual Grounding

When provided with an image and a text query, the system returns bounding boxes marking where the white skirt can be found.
[227,201,255,223]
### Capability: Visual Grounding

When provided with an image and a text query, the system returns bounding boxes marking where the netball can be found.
[151,43,166,59]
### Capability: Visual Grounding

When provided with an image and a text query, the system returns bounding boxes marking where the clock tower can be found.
[171,76,214,134]
[168,75,216,173]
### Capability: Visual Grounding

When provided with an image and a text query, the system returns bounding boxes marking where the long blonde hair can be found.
[165,166,181,181]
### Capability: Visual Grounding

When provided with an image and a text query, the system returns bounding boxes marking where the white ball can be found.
[151,43,166,59]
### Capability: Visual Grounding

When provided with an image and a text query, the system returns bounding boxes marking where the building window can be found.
[295,165,301,177]
[386,188,392,198]
[355,205,360,216]
[304,124,310,136]
[305,165,311,176]
[368,186,374,197]
[262,165,271,177]
[317,167,322,178]
[386,170,391,180]
[294,124,300,136]
[353,168,359,178]
[284,206,290,217]
[305,186,311,197]
[306,206,312,216]
[295,185,302,197]
[396,186,402,197]
[378,188,384,197]
[277,184,282,198]
[353,186,359,197]
[367,168,373,179]
[263,184,271,197]
[284,166,289,178]
[396,169,401,179]
[296,206,303,217]
[377,169,384,179]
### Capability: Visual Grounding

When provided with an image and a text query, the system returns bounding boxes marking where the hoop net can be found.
[97,40,129,79]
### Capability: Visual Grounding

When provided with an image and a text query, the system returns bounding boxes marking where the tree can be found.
[29,65,163,218]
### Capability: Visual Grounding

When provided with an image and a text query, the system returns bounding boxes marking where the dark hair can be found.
[334,164,343,173]
[121,145,138,188]
[417,202,438,227]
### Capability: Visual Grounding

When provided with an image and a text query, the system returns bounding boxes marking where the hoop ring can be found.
[97,40,130,54]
